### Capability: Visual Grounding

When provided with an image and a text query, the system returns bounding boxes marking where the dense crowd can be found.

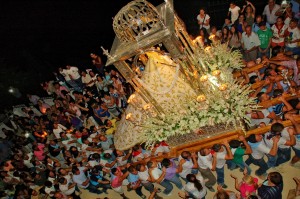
[2,0,300,199]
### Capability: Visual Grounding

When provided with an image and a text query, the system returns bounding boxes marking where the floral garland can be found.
[142,79,258,146]
[141,43,257,146]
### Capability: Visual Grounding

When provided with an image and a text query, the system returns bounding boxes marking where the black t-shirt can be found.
[48,144,61,157]
[86,99,97,117]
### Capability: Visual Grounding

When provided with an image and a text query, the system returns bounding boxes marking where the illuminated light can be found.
[209,34,216,40]
[219,84,228,91]
[127,94,136,103]
[8,88,14,93]
[196,95,206,102]
[200,75,208,82]
[212,70,221,76]
[41,131,48,138]
[204,46,212,52]
[143,104,152,110]
[135,67,141,75]
[193,36,202,43]
[126,113,133,120]
[25,132,30,138]
[41,107,47,114]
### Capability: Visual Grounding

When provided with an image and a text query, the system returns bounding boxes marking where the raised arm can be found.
[223,139,234,160]
[269,136,279,156]
[239,135,252,154]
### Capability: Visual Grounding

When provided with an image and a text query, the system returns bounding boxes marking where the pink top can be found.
[111,167,123,188]
[34,144,45,161]
[240,177,258,198]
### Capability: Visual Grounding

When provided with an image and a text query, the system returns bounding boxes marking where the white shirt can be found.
[279,128,291,149]
[178,155,194,178]
[69,105,81,117]
[82,74,95,87]
[59,182,75,196]
[138,168,150,183]
[197,14,210,30]
[81,143,93,157]
[216,146,227,168]
[61,134,76,149]
[263,4,281,24]
[45,186,55,197]
[150,167,163,181]
[264,132,287,149]
[23,152,34,168]
[271,24,288,44]
[101,158,117,170]
[248,141,270,159]
[154,145,170,156]
[73,167,89,188]
[229,6,240,23]
[197,152,213,169]
[184,173,207,199]
[116,155,128,167]
[53,124,67,139]
[88,160,100,168]
[242,32,261,50]
[67,66,81,80]
[60,69,71,81]
[286,27,300,48]
[294,134,300,149]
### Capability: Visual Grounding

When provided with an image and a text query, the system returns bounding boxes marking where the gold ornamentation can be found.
[196,95,206,102]
[200,75,208,82]
[212,70,221,76]
[219,84,228,91]
[112,0,162,42]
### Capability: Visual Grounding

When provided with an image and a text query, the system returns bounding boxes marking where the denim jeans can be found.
[166,174,183,189]
[160,179,173,195]
[66,80,82,92]
[87,183,102,194]
[285,46,300,55]
[135,186,144,197]
[277,147,291,166]
[73,77,84,91]
[245,155,268,176]
[227,160,252,175]
[216,167,225,185]
[142,182,154,193]
[266,154,278,168]
[258,47,270,58]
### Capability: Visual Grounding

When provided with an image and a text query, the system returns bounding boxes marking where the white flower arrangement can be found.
[142,43,257,147]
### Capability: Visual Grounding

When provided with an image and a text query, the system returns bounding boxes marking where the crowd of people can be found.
[196,0,300,61]
[1,0,300,199]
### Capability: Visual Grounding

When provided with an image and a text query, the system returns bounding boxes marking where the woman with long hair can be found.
[236,14,246,39]
[199,28,211,46]
[220,26,230,44]
[228,25,242,51]
[241,1,256,27]
[179,173,206,199]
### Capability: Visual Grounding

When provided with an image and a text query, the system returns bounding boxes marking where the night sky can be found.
[0,0,264,114]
